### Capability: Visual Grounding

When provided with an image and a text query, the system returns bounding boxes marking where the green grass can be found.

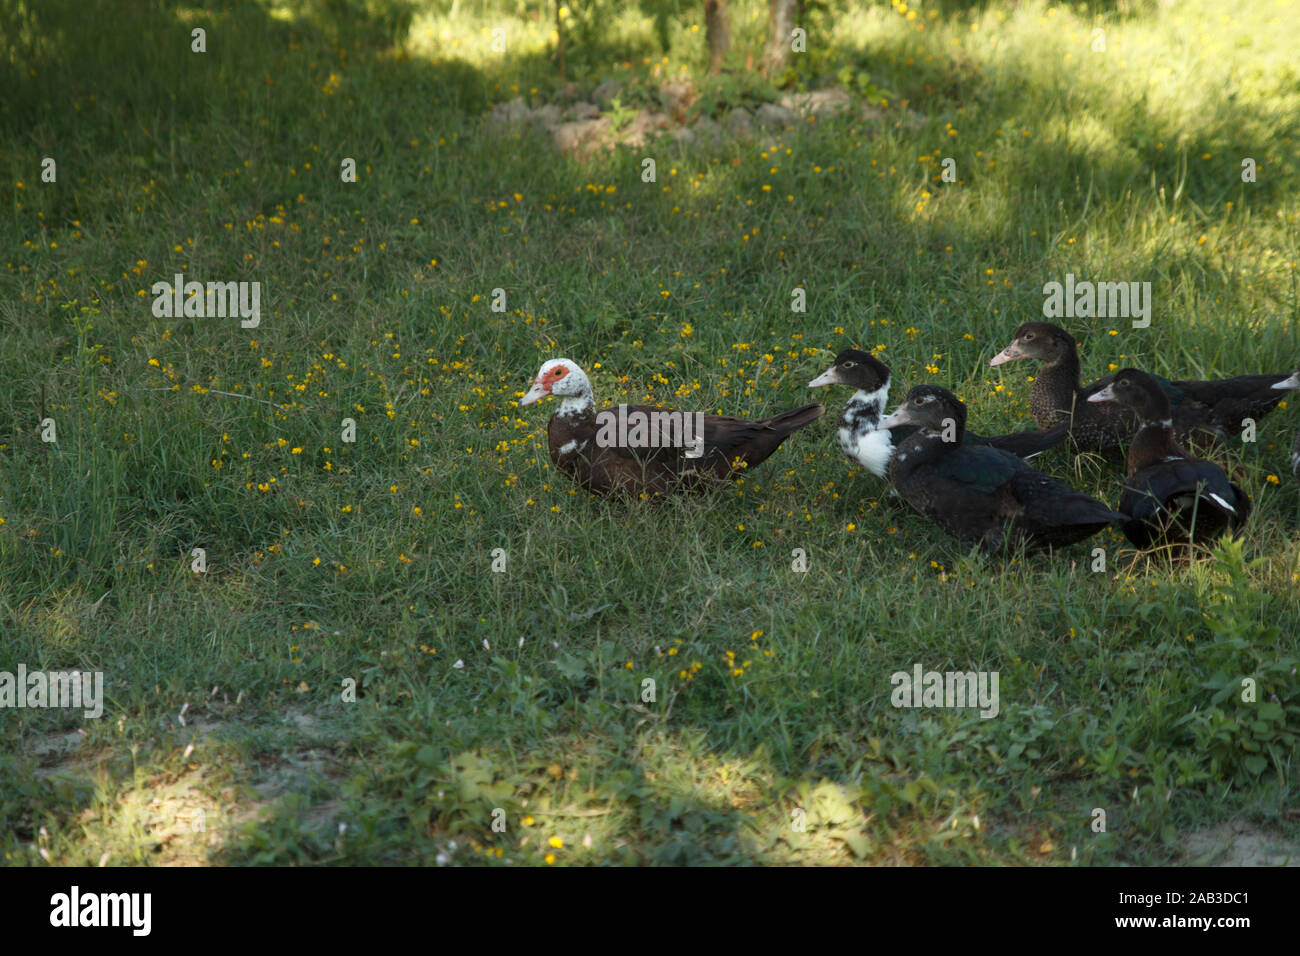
[1,0,1298,866]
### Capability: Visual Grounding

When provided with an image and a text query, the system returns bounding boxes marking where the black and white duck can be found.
[989,322,1298,452]
[1088,368,1250,549]
[877,385,1124,552]
[808,348,1068,478]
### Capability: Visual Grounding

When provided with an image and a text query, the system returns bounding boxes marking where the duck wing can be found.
[971,423,1071,459]
[550,409,692,494]
[1171,373,1297,429]
[562,402,823,494]
[695,403,825,471]
[906,444,1119,550]
[1007,469,1126,526]
[927,442,1024,493]
[1119,458,1249,547]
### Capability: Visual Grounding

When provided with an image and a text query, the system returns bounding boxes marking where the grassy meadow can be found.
[1,0,1298,866]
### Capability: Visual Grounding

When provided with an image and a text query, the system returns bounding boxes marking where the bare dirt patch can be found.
[1182,823,1300,866]
[485,81,912,156]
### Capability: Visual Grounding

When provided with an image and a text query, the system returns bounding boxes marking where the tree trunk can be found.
[555,0,566,80]
[764,0,798,77]
[704,0,729,76]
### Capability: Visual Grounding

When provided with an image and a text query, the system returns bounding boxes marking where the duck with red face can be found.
[519,358,824,497]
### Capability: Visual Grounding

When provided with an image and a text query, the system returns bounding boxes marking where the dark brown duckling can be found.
[519,358,825,496]
[1088,368,1250,549]
[878,385,1124,553]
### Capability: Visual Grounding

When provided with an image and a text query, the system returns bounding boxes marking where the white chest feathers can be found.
[837,385,893,477]
[838,425,894,477]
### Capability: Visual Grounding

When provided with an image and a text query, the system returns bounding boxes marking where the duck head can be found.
[878,385,967,440]
[519,358,595,416]
[1087,368,1171,423]
[990,322,1075,367]
[808,349,891,393]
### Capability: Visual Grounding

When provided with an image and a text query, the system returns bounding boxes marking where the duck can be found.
[1088,368,1250,549]
[518,358,825,496]
[989,322,1298,451]
[877,385,1125,552]
[807,348,1069,478]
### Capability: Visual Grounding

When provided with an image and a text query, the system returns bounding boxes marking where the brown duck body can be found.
[993,322,1297,453]
[546,402,825,496]
[521,359,824,496]
[1020,334,1219,451]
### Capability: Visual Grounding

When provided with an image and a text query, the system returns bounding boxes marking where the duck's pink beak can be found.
[807,365,839,388]
[878,406,913,429]
[1087,384,1116,403]
[519,379,549,406]
[989,340,1023,367]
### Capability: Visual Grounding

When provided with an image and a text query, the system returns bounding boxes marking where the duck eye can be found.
[842,361,857,369]
[1023,332,1034,340]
